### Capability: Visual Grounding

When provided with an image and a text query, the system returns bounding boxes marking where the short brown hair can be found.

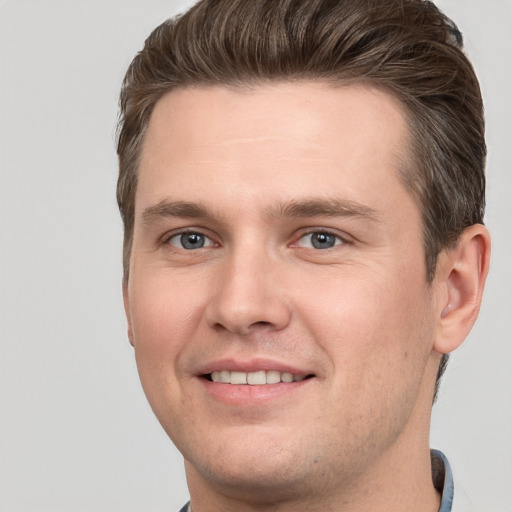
[116,0,486,393]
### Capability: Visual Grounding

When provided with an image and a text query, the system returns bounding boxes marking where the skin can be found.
[123,82,490,511]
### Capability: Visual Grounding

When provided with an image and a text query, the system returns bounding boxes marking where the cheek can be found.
[127,274,204,433]
[295,264,434,384]
[128,271,207,393]
[130,270,204,342]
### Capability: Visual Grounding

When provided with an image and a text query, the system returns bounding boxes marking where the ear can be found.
[433,224,491,354]
[122,280,135,347]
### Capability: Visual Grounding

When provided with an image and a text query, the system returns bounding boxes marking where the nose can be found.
[205,248,292,336]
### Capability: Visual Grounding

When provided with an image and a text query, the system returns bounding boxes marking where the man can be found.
[116,1,490,510]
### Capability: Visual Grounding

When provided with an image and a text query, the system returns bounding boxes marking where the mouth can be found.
[203,370,315,385]
[198,362,316,406]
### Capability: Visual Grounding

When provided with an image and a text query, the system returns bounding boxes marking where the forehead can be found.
[137,82,414,218]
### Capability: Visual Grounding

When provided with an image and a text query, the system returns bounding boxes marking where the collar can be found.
[431,449,455,512]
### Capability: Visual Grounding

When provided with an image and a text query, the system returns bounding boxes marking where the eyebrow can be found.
[141,197,380,224]
[142,200,215,224]
[267,198,380,222]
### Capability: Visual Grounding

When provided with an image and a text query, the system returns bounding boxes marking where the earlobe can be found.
[433,224,491,354]
[122,281,135,347]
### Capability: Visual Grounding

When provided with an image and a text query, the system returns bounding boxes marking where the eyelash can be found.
[163,230,216,250]
[293,229,347,250]
[161,228,349,251]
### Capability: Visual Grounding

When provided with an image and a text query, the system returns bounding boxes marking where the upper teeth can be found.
[210,370,306,385]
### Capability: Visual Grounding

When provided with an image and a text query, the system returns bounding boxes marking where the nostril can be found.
[251,321,273,328]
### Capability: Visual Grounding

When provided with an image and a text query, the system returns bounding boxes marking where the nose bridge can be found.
[206,238,290,335]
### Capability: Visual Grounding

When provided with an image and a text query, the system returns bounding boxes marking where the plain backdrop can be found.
[0,1,511,511]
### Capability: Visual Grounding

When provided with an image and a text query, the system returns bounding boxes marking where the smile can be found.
[207,370,312,385]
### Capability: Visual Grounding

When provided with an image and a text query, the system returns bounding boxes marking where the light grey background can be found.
[0,1,510,511]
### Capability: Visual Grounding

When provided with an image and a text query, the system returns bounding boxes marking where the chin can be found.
[180,427,326,500]
[187,457,319,504]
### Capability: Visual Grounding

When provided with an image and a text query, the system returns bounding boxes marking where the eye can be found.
[297,231,344,250]
[168,232,215,250]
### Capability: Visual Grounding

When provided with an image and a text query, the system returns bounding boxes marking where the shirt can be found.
[179,450,468,512]
[433,449,454,511]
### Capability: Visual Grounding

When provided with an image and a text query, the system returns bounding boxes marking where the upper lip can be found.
[196,358,314,377]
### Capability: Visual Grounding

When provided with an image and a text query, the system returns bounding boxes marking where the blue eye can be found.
[169,232,214,250]
[298,232,343,249]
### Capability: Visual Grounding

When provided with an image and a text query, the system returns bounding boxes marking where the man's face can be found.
[124,83,442,498]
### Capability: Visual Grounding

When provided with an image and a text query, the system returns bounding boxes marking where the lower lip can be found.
[199,377,313,406]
